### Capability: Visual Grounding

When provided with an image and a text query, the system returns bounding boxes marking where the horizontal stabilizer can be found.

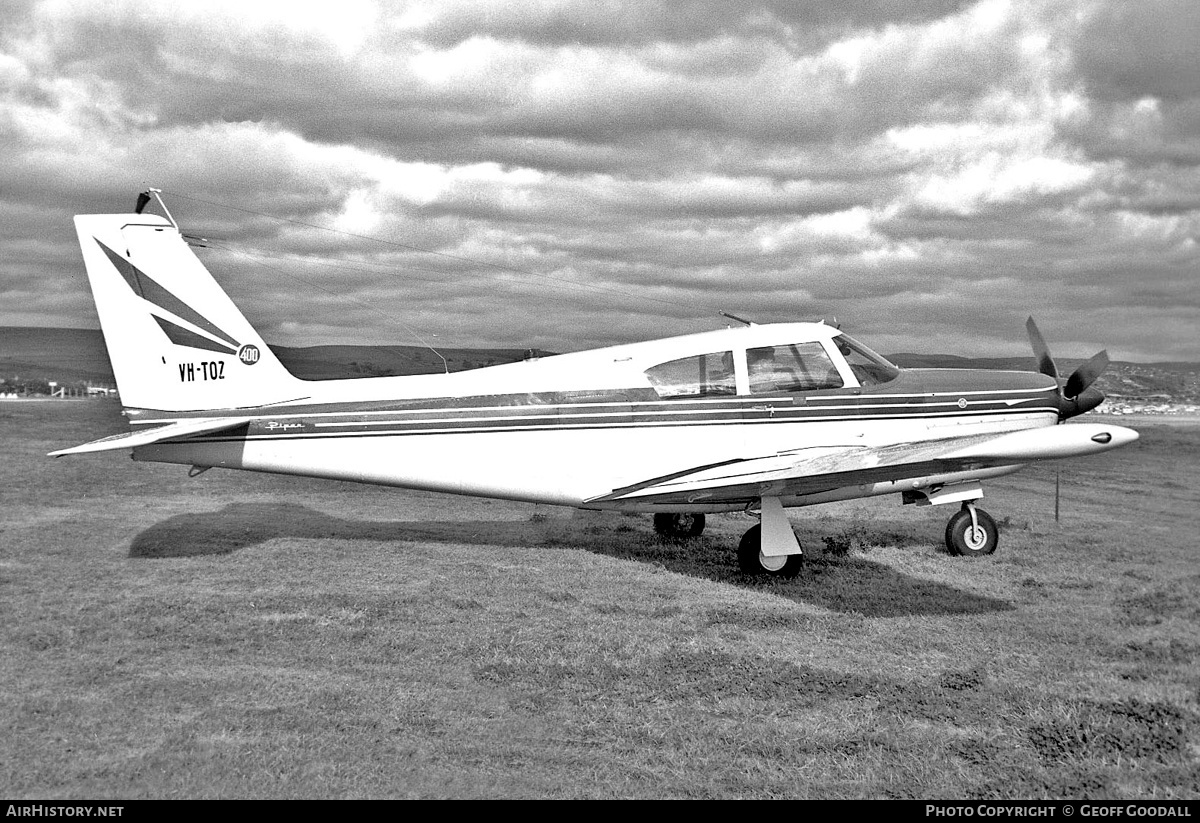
[48,416,251,457]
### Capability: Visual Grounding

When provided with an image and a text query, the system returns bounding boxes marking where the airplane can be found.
[51,192,1139,578]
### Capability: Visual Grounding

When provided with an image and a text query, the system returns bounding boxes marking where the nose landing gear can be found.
[945,502,999,557]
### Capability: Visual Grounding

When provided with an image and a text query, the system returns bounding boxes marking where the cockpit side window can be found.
[834,335,901,387]
[747,343,843,393]
[645,351,736,399]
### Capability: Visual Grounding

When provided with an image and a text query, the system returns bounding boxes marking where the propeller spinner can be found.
[1025,317,1110,420]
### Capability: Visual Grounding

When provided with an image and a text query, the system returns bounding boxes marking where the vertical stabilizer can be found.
[74,213,307,412]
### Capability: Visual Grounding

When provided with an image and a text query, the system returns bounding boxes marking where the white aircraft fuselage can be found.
[54,205,1138,576]
[129,324,1073,512]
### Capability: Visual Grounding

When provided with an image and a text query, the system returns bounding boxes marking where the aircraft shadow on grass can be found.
[129,502,1012,618]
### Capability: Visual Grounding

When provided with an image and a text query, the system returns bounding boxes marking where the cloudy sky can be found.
[2,0,1197,361]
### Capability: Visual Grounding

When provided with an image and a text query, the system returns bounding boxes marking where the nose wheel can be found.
[945,502,998,557]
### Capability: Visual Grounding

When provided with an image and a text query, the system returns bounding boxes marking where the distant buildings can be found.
[1096,400,1199,417]
[0,375,117,400]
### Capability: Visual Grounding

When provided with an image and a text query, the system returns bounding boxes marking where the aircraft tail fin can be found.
[73,212,308,412]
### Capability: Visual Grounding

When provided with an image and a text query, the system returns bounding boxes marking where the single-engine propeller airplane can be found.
[52,192,1139,577]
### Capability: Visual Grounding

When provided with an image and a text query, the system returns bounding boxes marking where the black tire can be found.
[945,506,999,557]
[737,524,804,578]
[653,512,706,539]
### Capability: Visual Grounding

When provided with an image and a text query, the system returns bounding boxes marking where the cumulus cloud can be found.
[0,0,1196,361]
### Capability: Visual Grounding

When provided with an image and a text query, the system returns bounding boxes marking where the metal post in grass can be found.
[1055,469,1060,522]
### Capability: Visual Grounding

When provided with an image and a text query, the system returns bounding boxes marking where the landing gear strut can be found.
[945,502,999,557]
[653,512,706,539]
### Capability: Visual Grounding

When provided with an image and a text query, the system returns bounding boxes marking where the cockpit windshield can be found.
[833,334,900,386]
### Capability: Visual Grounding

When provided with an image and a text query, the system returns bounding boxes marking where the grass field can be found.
[2,400,1198,799]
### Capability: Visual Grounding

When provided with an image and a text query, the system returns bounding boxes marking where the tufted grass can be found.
[1,400,1197,798]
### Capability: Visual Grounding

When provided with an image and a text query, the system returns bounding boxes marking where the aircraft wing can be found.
[586,423,1137,507]
[48,416,252,457]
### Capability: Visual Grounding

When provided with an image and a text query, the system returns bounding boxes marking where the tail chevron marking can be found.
[95,238,242,354]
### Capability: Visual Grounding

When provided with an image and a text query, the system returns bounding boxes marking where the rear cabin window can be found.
[645,351,736,399]
[747,343,843,393]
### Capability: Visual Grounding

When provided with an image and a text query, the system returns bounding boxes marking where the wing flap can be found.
[48,416,252,457]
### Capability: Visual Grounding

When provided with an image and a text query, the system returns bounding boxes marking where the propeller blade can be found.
[1064,350,1109,399]
[1025,316,1058,380]
[1064,384,1106,418]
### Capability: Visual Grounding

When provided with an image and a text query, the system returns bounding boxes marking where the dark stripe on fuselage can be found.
[136,389,1058,445]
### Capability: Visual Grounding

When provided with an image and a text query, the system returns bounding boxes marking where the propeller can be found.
[1025,316,1110,420]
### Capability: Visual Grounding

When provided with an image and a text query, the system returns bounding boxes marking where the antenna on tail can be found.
[134,188,178,229]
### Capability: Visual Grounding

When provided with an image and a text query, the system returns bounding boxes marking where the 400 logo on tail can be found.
[237,345,260,365]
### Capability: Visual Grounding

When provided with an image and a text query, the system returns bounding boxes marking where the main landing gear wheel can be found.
[737,524,804,578]
[945,504,999,557]
[653,512,706,539]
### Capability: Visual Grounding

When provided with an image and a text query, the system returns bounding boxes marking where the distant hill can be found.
[0,327,552,386]
[270,343,553,379]
[2,327,1197,403]
[1,327,118,385]
[889,353,1200,403]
